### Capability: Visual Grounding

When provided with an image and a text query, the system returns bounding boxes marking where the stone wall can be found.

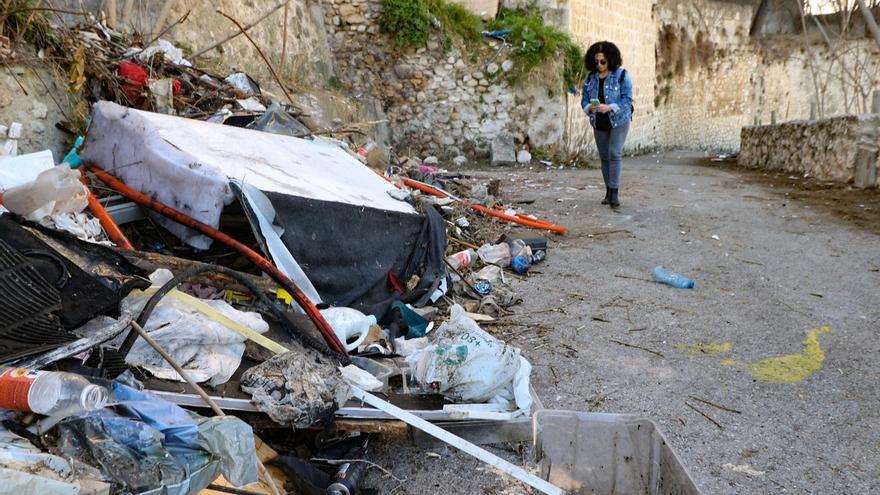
[738,115,880,186]
[323,0,559,159]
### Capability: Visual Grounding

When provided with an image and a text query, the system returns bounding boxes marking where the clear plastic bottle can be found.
[445,249,476,270]
[320,308,377,352]
[0,367,109,415]
[652,266,695,289]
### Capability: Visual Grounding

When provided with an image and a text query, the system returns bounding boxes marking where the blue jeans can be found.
[594,121,630,189]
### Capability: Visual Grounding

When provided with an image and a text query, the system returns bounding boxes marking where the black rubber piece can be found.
[0,238,71,362]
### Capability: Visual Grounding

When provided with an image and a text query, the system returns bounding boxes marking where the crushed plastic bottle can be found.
[446,249,476,270]
[320,307,377,351]
[0,367,109,415]
[652,266,695,289]
[511,255,531,274]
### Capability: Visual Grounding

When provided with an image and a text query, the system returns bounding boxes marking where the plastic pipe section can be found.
[398,177,567,235]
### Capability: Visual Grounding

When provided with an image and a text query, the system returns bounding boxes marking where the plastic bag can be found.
[407,305,522,403]
[2,165,88,220]
[477,243,512,266]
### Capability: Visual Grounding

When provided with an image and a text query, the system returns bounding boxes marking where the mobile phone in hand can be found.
[590,98,600,106]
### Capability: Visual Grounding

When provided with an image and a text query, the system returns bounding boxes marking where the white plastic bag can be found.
[477,243,512,266]
[407,305,523,403]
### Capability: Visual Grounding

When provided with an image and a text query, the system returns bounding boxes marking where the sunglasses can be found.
[595,59,607,65]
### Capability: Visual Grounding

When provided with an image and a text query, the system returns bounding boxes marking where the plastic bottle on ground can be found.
[0,367,109,415]
[511,255,531,274]
[446,249,476,270]
[652,266,695,289]
[320,307,377,351]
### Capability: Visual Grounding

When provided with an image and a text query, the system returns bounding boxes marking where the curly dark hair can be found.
[584,41,623,73]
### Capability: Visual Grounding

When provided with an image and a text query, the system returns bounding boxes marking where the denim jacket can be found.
[581,67,633,129]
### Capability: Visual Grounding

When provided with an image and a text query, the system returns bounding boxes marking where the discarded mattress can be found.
[80,101,415,250]
[81,102,444,318]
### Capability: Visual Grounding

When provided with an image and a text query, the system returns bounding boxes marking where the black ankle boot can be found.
[601,187,610,205]
[609,188,620,208]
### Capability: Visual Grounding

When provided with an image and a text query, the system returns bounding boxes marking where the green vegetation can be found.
[2,0,60,47]
[381,0,433,47]
[380,0,584,90]
[487,8,584,90]
[381,0,481,49]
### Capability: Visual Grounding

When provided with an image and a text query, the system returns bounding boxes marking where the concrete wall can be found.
[653,0,880,152]
[738,115,880,186]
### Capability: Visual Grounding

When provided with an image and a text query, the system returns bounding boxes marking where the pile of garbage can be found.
[0,10,574,495]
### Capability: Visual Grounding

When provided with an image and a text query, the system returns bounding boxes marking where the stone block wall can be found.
[323,0,562,157]
[738,115,880,186]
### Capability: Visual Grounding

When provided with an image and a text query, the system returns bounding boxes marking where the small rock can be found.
[394,63,413,79]
[424,156,439,164]
[332,15,341,26]
[447,56,456,64]
[453,155,467,166]
[454,59,467,69]
[427,40,440,51]
[501,60,514,72]
[491,131,516,166]
[31,101,48,119]
[517,149,532,163]
[486,63,499,75]
[30,122,46,134]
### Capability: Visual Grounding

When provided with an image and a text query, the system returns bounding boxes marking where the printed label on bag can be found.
[0,368,43,412]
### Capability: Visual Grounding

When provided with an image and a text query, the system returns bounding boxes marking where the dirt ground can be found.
[366,151,880,494]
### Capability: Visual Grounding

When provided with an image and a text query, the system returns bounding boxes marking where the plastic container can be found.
[0,367,108,415]
[533,411,701,495]
[320,307,376,351]
[445,249,476,270]
[652,266,695,289]
[477,243,512,266]
[2,165,88,220]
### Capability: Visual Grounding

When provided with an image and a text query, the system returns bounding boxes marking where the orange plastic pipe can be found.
[399,177,567,235]
[86,164,348,356]
[78,168,135,249]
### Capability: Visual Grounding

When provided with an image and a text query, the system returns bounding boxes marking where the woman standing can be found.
[581,41,633,208]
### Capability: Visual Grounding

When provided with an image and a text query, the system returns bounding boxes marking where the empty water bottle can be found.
[446,249,476,270]
[652,266,695,289]
[0,367,109,415]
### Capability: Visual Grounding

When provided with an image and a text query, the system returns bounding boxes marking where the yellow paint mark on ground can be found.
[674,342,732,356]
[723,327,831,383]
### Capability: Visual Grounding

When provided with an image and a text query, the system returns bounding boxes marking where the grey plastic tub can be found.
[533,411,700,495]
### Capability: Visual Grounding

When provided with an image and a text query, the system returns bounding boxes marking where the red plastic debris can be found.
[118,61,182,102]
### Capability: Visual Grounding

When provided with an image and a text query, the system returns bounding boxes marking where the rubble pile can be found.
[0,7,587,495]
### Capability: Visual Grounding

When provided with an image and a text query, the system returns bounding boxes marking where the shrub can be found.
[381,0,432,47]
[487,8,584,89]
